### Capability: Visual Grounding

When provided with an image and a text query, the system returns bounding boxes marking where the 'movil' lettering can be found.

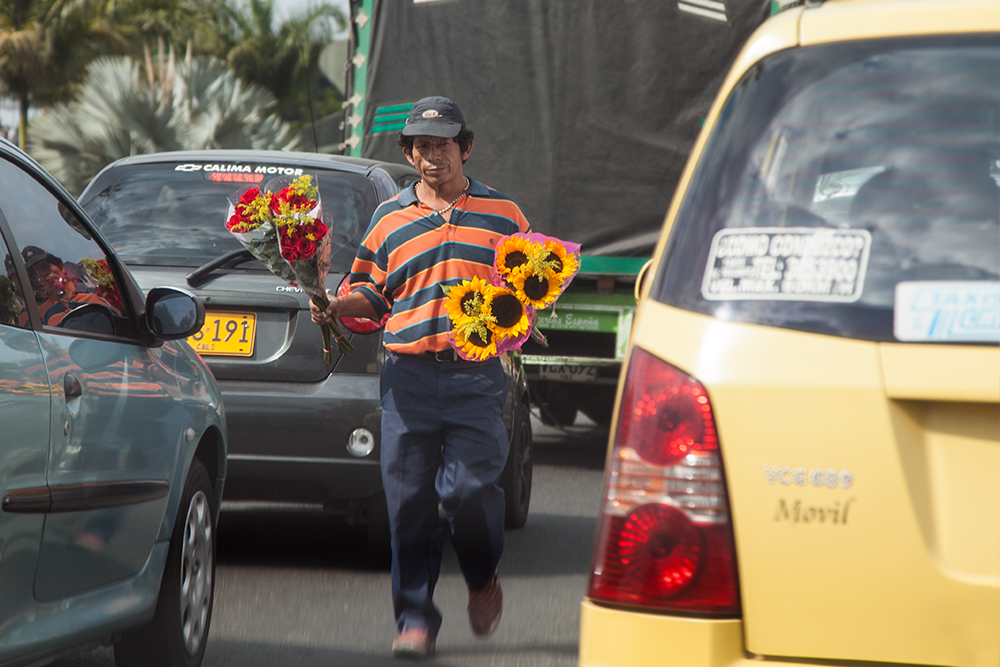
[774,497,855,525]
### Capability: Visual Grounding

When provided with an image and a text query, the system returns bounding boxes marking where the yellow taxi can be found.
[580,2,1000,667]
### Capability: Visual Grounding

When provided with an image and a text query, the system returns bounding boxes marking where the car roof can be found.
[99,149,416,180]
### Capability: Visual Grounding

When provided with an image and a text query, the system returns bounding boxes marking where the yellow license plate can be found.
[188,312,257,357]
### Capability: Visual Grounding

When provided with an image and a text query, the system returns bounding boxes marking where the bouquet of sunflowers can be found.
[224,174,352,361]
[443,233,580,361]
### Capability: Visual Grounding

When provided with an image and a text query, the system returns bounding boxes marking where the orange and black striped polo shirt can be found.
[350,179,531,355]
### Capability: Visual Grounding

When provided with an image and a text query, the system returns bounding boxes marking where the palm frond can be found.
[30,53,301,195]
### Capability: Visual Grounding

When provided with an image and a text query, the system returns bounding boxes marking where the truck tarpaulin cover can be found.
[360,0,771,258]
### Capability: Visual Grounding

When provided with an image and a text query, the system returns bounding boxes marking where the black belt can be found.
[420,349,460,362]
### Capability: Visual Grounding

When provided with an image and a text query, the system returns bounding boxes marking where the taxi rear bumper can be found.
[581,600,810,667]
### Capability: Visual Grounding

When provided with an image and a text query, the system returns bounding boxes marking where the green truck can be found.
[339,0,770,426]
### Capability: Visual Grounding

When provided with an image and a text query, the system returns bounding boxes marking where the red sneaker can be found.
[467,576,503,638]
[391,627,435,660]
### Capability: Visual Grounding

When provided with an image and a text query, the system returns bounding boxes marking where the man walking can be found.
[311,96,531,660]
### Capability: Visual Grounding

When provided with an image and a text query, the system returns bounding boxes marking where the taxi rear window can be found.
[654,36,1000,344]
[81,162,379,271]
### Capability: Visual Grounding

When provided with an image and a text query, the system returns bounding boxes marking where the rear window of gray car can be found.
[81,163,380,272]
[654,36,1000,344]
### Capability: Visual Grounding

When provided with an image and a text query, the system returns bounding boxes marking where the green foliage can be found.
[105,0,231,58]
[0,275,21,326]
[222,0,345,124]
[0,0,125,147]
[2,0,344,148]
[29,51,303,195]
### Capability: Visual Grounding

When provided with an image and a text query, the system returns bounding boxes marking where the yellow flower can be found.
[495,235,534,280]
[486,286,529,339]
[540,239,580,282]
[444,276,493,323]
[510,269,563,308]
[453,317,498,360]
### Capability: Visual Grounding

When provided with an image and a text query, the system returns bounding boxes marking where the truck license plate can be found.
[188,312,257,357]
[538,365,598,382]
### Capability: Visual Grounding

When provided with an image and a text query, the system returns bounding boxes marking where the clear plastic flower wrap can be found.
[224,174,352,362]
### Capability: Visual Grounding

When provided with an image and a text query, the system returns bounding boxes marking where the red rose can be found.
[226,212,244,230]
[281,246,300,262]
[297,238,316,258]
[239,187,260,205]
[313,222,328,238]
[274,187,312,211]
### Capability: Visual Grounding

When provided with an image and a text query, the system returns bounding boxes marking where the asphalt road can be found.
[54,413,608,667]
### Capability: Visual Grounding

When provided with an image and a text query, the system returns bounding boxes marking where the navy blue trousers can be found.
[380,353,509,637]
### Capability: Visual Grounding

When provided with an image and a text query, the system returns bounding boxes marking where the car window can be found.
[654,36,1000,343]
[81,162,380,271]
[0,156,131,336]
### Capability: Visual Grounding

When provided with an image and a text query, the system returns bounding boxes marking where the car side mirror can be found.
[145,287,205,340]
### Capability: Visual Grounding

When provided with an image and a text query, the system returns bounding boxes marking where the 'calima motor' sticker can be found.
[701,227,871,302]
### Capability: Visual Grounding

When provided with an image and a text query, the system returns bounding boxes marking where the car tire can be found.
[366,491,392,568]
[499,401,532,529]
[114,459,215,667]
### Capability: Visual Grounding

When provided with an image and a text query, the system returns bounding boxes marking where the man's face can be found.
[34,261,72,300]
[405,136,473,188]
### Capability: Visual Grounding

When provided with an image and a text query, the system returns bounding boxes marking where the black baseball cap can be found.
[22,246,61,270]
[401,96,467,138]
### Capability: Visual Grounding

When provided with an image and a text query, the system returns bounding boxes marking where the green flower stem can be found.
[311,294,353,359]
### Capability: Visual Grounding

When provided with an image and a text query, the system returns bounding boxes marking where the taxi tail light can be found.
[335,275,388,334]
[588,347,740,614]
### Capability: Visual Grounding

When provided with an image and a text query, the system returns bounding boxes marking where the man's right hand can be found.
[310,290,379,324]
[310,296,341,325]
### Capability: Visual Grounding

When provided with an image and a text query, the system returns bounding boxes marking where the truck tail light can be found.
[588,347,740,614]
[336,275,388,334]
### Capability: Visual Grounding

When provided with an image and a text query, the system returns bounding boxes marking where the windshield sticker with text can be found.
[701,227,871,302]
[893,281,1000,343]
[173,163,305,176]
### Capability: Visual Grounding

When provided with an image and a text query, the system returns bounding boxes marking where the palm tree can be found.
[29,47,303,194]
[104,0,230,58]
[224,0,344,124]
[0,0,124,148]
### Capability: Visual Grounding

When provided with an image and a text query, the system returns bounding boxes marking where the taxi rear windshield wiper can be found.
[186,248,254,288]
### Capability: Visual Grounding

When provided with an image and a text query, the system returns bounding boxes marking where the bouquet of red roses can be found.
[79,257,125,312]
[225,174,352,361]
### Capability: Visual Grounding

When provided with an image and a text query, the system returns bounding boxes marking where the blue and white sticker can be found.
[893,281,1000,343]
[701,227,871,302]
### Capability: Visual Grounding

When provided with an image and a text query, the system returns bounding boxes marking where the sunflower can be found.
[443,276,492,323]
[485,286,530,340]
[453,317,498,360]
[509,268,563,308]
[494,235,534,280]
[541,239,580,282]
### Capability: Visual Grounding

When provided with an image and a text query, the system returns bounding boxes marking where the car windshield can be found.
[81,162,380,271]
[654,35,1000,343]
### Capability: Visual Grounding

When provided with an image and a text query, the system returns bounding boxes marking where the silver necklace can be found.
[419,178,469,217]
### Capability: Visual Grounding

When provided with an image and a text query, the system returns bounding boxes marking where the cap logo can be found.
[421,109,441,119]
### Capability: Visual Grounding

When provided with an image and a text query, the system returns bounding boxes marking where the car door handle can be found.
[64,373,82,399]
